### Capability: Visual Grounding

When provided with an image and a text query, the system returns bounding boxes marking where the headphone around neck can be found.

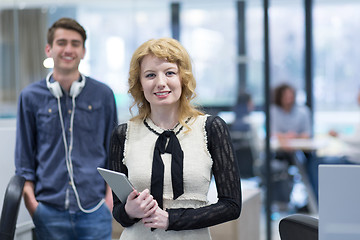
[45,71,104,213]
[46,72,86,98]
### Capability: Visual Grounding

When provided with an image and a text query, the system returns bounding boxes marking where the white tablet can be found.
[97,167,135,203]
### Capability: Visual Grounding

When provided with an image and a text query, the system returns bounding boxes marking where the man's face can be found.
[45,28,85,74]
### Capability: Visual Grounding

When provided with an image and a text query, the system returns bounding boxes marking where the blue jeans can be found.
[33,202,112,240]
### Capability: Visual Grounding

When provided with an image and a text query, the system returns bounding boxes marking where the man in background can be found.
[15,18,117,239]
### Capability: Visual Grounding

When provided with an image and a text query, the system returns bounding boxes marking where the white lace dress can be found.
[110,115,241,240]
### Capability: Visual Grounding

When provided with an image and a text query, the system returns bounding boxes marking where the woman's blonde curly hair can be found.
[128,38,203,130]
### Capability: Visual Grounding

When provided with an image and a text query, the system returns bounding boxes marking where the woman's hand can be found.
[142,207,169,230]
[124,189,158,219]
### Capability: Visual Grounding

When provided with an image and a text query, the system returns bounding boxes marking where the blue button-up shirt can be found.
[15,76,118,212]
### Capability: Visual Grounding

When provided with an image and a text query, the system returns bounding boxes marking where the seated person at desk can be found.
[308,89,360,199]
[271,83,312,143]
[270,83,312,207]
[326,88,360,164]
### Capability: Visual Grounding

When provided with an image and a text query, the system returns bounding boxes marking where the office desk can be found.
[271,138,328,214]
[210,188,261,240]
[271,138,328,152]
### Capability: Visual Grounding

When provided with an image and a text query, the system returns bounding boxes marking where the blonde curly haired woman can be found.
[110,38,241,240]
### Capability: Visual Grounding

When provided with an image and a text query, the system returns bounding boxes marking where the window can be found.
[181,1,237,107]
[314,1,360,111]
[0,2,171,122]
[269,0,305,102]
[313,1,360,134]
[76,2,170,122]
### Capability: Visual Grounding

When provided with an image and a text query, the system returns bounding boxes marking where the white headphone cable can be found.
[57,96,105,213]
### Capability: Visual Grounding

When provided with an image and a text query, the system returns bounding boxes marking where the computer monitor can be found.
[319,164,360,240]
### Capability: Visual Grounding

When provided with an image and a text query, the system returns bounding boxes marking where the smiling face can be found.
[140,54,182,111]
[45,28,85,74]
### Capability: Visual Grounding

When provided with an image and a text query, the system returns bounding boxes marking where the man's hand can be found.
[23,181,39,217]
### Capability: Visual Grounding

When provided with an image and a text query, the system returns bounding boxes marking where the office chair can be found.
[279,214,318,240]
[0,175,26,240]
[230,129,257,179]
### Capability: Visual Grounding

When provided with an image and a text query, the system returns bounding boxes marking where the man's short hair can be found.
[47,18,87,47]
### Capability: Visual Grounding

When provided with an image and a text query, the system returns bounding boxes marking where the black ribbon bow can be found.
[150,130,184,210]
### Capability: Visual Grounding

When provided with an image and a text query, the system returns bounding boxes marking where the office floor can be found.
[260,211,283,240]
[244,173,311,240]
[243,178,282,240]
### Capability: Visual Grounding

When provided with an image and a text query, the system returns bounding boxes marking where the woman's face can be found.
[140,54,182,111]
[281,88,295,110]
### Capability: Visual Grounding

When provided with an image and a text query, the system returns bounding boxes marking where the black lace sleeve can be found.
[167,115,242,230]
[110,123,141,227]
